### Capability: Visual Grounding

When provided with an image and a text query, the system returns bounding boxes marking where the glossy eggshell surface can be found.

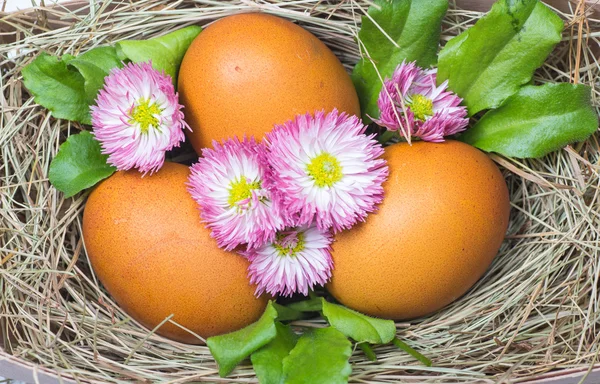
[178,13,360,153]
[83,162,268,343]
[328,141,510,320]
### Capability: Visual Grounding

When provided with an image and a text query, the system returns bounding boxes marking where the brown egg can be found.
[178,13,360,153]
[328,141,510,319]
[83,162,267,343]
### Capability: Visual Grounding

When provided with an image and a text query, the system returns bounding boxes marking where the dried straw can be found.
[1,1,599,382]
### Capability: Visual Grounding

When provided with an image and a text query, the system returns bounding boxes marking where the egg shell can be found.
[82,162,268,343]
[328,141,511,320]
[178,13,361,153]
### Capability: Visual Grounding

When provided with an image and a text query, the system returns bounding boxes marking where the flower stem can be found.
[378,130,397,145]
[392,337,432,367]
[358,343,377,362]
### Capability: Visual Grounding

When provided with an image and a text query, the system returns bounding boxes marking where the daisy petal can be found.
[187,137,286,251]
[374,60,469,142]
[244,225,333,297]
[91,61,189,174]
[266,109,388,232]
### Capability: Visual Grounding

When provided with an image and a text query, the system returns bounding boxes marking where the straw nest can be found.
[1,1,599,383]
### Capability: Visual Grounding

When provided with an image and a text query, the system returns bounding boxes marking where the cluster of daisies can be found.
[187,111,388,297]
[90,60,468,297]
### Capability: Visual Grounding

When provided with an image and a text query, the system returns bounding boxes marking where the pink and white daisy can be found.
[265,109,388,232]
[245,225,333,297]
[187,137,285,251]
[91,61,188,174]
[374,61,468,143]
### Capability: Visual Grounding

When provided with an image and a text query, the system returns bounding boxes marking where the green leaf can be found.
[321,299,396,344]
[22,52,91,124]
[437,0,564,115]
[207,301,278,377]
[460,83,599,158]
[272,303,307,322]
[48,131,116,197]
[286,298,323,313]
[251,323,298,384]
[23,47,121,124]
[67,46,122,105]
[281,327,352,384]
[116,25,202,84]
[352,0,448,123]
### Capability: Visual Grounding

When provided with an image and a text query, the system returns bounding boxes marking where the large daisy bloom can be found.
[266,109,388,232]
[374,61,468,143]
[187,137,285,251]
[245,225,333,297]
[91,61,188,174]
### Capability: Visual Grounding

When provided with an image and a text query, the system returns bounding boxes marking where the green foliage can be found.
[351,0,448,122]
[48,131,116,197]
[286,298,323,313]
[207,301,278,377]
[437,0,563,115]
[22,53,92,124]
[207,297,431,382]
[272,303,307,322]
[460,83,599,158]
[22,26,201,125]
[321,299,396,344]
[67,46,123,105]
[281,327,352,384]
[116,25,201,84]
[26,26,203,196]
[251,323,298,384]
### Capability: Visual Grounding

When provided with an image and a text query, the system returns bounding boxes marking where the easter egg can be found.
[82,162,267,343]
[178,13,360,153]
[328,141,510,320]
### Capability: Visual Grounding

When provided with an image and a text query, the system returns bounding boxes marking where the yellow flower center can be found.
[130,99,162,133]
[306,152,342,188]
[228,178,261,207]
[274,231,305,257]
[408,94,434,121]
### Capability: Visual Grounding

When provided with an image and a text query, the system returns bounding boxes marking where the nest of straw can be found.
[1,1,599,382]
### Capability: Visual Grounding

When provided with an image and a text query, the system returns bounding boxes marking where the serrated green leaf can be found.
[251,323,298,384]
[460,83,599,158]
[67,46,122,105]
[22,52,91,124]
[48,131,116,197]
[281,327,352,384]
[352,0,448,123]
[207,301,278,377]
[437,0,563,115]
[321,299,396,344]
[116,25,201,84]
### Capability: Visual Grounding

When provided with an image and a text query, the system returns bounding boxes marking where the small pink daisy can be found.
[91,61,188,174]
[265,109,388,233]
[374,61,468,142]
[187,137,285,251]
[245,225,333,297]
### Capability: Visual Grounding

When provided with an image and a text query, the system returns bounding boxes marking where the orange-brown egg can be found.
[328,141,510,319]
[178,13,360,153]
[83,162,267,343]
